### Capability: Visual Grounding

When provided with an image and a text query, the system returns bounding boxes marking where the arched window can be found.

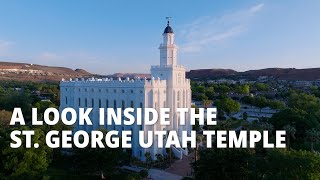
[177,73,181,84]
[177,91,181,108]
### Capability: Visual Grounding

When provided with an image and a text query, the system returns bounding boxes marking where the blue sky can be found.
[0,0,319,74]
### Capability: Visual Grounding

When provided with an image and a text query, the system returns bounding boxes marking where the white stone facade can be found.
[60,21,192,160]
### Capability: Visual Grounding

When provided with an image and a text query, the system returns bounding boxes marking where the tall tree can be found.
[283,125,296,150]
[202,99,213,108]
[258,149,320,179]
[193,148,254,179]
[0,110,12,127]
[216,97,240,116]
[0,127,52,179]
[306,128,320,152]
[288,93,320,114]
[270,108,318,138]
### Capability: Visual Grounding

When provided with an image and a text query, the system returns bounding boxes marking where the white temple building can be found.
[60,21,192,160]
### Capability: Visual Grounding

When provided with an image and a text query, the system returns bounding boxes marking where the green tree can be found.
[202,99,213,108]
[216,97,240,115]
[215,84,230,94]
[306,128,320,152]
[0,110,12,127]
[197,86,205,93]
[254,83,269,91]
[258,149,320,179]
[283,125,296,150]
[193,148,254,179]
[255,96,268,109]
[262,123,274,134]
[0,127,52,179]
[242,112,248,121]
[34,101,57,115]
[310,86,320,98]
[72,129,129,176]
[192,105,200,132]
[145,152,152,168]
[204,87,215,99]
[288,93,320,114]
[236,85,250,94]
[269,100,286,110]
[0,91,33,121]
[270,108,319,138]
[195,135,203,161]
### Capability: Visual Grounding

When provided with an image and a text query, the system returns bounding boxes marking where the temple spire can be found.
[163,17,174,34]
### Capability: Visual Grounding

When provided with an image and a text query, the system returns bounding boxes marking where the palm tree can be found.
[283,125,296,150]
[262,123,274,135]
[241,120,251,130]
[242,112,248,121]
[202,100,213,109]
[195,135,203,161]
[306,128,320,152]
[145,152,152,168]
[163,130,173,164]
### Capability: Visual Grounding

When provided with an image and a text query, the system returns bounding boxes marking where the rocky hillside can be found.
[0,61,92,82]
[1,61,320,82]
[187,69,238,79]
[242,68,320,80]
[187,68,320,81]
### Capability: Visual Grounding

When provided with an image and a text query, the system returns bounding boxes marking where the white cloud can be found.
[249,3,265,13]
[0,40,14,55]
[38,52,61,61]
[179,3,265,53]
[35,51,111,73]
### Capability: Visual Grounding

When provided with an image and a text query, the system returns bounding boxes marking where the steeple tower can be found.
[159,19,178,67]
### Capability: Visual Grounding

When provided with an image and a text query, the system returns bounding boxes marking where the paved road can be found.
[165,152,194,177]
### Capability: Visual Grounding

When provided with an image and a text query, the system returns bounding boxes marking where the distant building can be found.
[293,80,313,87]
[257,76,269,82]
[214,79,237,84]
[231,104,279,121]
